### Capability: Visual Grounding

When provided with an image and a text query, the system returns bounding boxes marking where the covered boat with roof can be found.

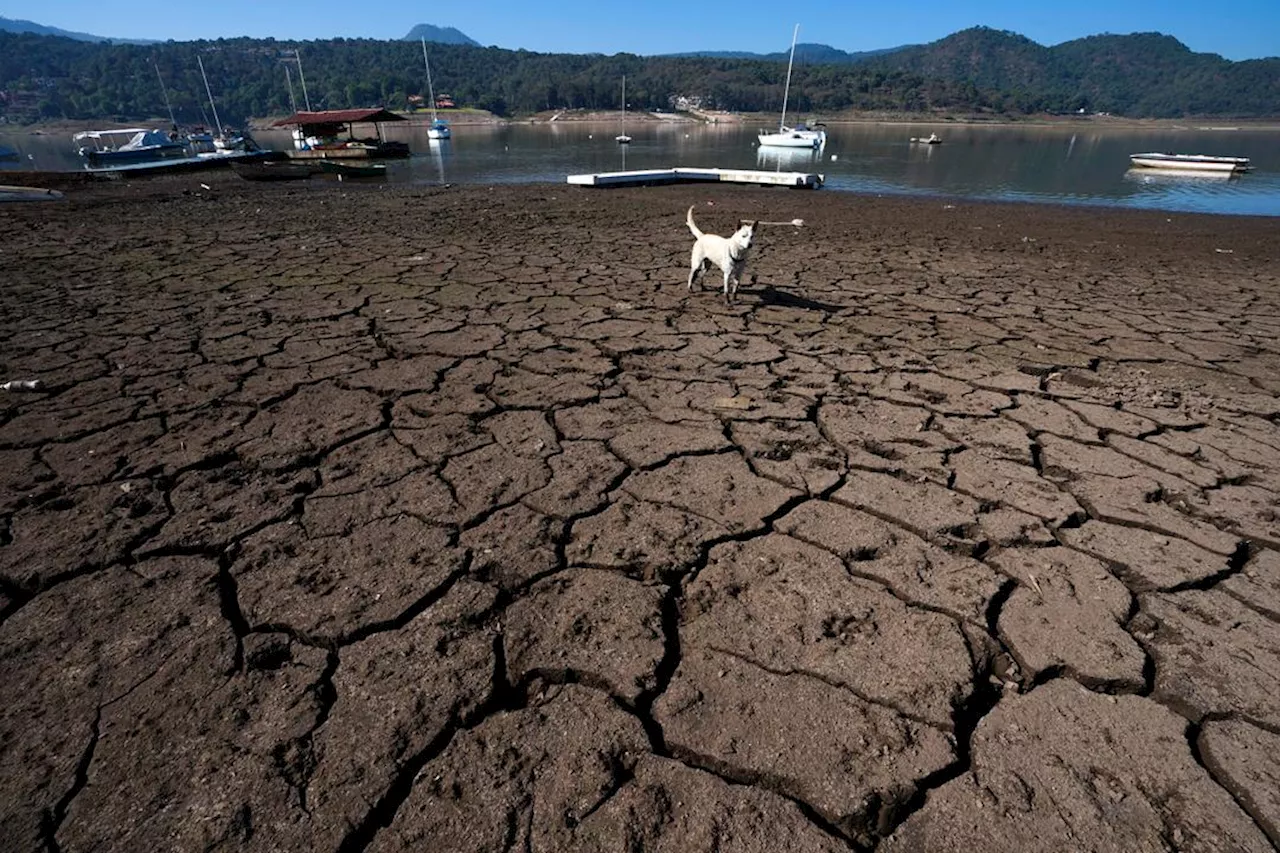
[273,108,411,160]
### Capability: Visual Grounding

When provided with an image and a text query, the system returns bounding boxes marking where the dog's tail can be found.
[686,205,704,240]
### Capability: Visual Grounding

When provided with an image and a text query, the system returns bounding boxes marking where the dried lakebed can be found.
[1,174,1279,852]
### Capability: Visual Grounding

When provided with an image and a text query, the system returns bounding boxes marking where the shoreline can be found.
[8,112,1280,135]
[3,167,1277,220]
[4,169,1278,250]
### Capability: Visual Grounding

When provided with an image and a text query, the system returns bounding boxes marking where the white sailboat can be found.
[196,55,254,153]
[757,24,826,150]
[422,38,451,140]
[616,76,632,144]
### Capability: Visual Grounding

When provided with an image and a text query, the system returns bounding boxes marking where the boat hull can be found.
[758,130,825,149]
[0,185,64,202]
[1130,153,1250,173]
[83,143,191,168]
[287,141,411,160]
[232,161,320,181]
[317,161,387,178]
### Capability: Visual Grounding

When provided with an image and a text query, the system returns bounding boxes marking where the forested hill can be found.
[1,27,1276,125]
[872,27,1280,117]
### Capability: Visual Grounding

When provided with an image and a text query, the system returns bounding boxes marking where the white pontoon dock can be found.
[567,167,823,189]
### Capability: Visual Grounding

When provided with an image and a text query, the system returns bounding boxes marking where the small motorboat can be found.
[910,133,942,144]
[1129,152,1251,173]
[73,128,191,168]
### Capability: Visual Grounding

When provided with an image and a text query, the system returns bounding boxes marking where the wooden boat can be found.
[1129,152,1251,173]
[231,160,319,181]
[318,160,387,179]
[758,25,826,150]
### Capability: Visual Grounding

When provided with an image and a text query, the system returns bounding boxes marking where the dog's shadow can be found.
[744,284,844,313]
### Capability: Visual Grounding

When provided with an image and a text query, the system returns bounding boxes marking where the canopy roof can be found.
[72,128,157,141]
[272,108,407,128]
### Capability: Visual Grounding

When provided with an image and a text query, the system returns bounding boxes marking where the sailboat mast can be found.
[197,55,224,138]
[780,23,799,131]
[621,75,625,133]
[153,61,177,129]
[284,64,298,114]
[422,38,438,122]
[295,50,312,112]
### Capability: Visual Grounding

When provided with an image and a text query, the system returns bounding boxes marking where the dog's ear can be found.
[739,219,758,229]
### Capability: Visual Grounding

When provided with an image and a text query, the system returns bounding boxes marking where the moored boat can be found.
[421,39,452,140]
[1129,152,1251,173]
[758,24,826,151]
[275,108,412,160]
[616,76,632,144]
[74,128,191,168]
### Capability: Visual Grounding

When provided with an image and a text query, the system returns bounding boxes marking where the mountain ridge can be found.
[0,24,1275,122]
[0,15,156,44]
[401,24,479,46]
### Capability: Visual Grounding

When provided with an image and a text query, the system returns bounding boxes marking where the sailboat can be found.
[757,24,826,150]
[422,38,451,140]
[196,55,255,154]
[616,75,632,144]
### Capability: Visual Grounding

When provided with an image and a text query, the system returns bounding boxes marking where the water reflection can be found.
[1123,167,1237,184]
[427,138,448,184]
[755,145,821,172]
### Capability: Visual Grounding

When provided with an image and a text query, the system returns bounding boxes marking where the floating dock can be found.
[567,167,823,189]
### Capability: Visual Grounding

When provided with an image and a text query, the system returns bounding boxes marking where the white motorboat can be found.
[73,128,191,168]
[758,24,826,151]
[911,133,942,144]
[422,39,451,140]
[1129,152,1251,173]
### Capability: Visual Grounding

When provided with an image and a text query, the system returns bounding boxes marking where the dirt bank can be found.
[2,174,1279,852]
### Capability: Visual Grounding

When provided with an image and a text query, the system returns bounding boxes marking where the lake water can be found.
[5,121,1279,216]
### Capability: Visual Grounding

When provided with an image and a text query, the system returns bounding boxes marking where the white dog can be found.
[686,206,757,304]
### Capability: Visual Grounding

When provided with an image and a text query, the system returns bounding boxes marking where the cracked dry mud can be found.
[2,173,1279,852]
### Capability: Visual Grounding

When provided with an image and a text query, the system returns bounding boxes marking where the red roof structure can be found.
[272,108,407,128]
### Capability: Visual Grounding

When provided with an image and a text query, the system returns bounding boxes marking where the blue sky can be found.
[5,0,1278,60]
